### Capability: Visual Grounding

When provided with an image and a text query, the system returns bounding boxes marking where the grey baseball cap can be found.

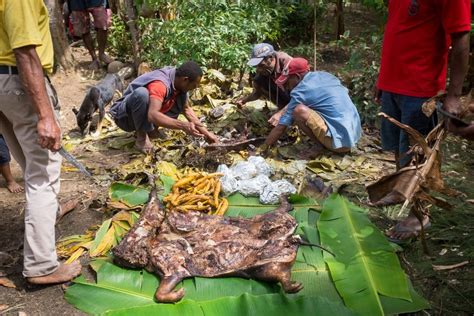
[247,43,275,67]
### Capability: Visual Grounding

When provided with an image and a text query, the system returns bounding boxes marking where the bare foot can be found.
[56,198,80,223]
[386,213,430,242]
[7,180,23,193]
[147,128,166,140]
[135,133,153,154]
[99,53,113,65]
[88,59,100,70]
[27,261,82,285]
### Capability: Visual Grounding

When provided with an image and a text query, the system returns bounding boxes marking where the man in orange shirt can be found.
[110,61,219,153]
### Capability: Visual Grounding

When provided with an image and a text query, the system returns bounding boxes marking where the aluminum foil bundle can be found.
[247,156,273,177]
[260,180,297,205]
[238,174,272,197]
[230,161,259,180]
[218,164,239,195]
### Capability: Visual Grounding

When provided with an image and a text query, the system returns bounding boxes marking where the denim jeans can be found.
[380,91,437,167]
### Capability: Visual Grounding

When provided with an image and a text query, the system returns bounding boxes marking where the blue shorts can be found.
[0,134,11,165]
[380,91,437,165]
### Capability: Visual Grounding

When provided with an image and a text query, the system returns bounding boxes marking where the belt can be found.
[0,66,18,75]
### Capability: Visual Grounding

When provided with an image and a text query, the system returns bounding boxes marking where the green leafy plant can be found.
[138,0,281,72]
[318,194,429,315]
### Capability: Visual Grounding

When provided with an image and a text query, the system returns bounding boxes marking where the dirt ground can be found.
[0,43,473,315]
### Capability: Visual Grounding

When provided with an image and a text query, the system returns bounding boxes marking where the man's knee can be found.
[130,87,149,106]
[293,104,309,122]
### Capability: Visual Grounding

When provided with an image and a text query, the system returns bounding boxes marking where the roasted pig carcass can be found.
[112,188,303,303]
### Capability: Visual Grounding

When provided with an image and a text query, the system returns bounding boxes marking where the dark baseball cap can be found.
[247,43,275,67]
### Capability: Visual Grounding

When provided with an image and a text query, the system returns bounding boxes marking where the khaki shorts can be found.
[306,110,350,153]
[71,7,112,36]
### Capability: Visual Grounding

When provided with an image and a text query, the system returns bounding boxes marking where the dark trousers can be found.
[380,91,437,167]
[253,75,290,109]
[0,134,11,165]
[109,87,154,133]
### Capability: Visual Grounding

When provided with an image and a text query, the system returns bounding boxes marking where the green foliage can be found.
[108,15,133,60]
[319,194,428,315]
[337,33,382,127]
[139,0,281,72]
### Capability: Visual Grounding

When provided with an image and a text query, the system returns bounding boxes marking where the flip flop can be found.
[386,221,431,245]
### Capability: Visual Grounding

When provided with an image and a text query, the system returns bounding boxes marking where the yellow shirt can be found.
[0,0,54,73]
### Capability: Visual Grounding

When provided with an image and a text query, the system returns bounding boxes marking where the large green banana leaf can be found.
[318,194,428,316]
[66,190,428,315]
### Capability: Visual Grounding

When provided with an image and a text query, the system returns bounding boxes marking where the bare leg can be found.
[82,32,99,69]
[97,29,113,65]
[135,131,153,154]
[155,276,185,302]
[27,261,82,285]
[0,163,23,193]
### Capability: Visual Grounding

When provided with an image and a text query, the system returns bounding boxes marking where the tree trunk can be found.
[335,0,345,40]
[124,0,141,68]
[44,0,75,72]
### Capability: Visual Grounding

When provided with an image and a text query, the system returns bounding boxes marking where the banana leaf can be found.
[108,183,149,207]
[66,193,428,315]
[66,261,352,316]
[318,194,418,316]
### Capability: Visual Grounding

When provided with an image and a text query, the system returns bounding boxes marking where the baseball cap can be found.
[275,57,310,85]
[247,43,275,67]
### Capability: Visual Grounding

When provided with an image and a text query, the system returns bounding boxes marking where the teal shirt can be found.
[279,71,362,149]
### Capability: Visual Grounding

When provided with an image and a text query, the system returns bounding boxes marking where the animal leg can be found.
[253,262,303,294]
[155,275,185,303]
[91,104,105,138]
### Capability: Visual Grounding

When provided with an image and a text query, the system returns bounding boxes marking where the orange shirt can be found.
[147,80,178,113]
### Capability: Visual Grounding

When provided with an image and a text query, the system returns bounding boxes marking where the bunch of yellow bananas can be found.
[163,172,228,215]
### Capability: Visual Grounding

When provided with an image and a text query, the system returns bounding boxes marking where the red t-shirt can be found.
[377,0,471,98]
[147,80,178,114]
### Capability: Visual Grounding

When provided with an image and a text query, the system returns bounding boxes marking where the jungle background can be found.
[0,0,473,315]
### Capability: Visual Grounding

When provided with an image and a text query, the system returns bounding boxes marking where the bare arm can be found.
[183,105,219,143]
[147,98,202,137]
[264,124,287,146]
[14,45,61,151]
[444,31,470,114]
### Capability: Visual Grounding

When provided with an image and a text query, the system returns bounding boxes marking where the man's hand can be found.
[443,95,462,115]
[268,111,283,127]
[37,116,61,151]
[234,97,246,109]
[182,122,204,137]
[256,143,270,156]
[205,132,220,144]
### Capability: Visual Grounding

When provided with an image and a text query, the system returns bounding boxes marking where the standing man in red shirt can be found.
[376,0,471,243]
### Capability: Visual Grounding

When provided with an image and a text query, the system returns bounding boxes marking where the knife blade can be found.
[58,147,92,177]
